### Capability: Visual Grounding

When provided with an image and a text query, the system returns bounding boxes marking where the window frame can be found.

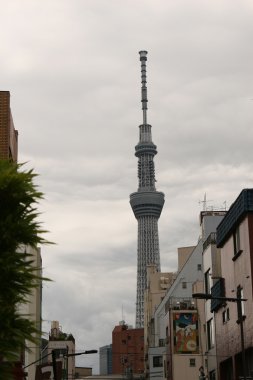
[222,308,230,324]
[205,269,211,294]
[153,355,163,368]
[237,286,246,318]
[207,318,214,350]
[232,226,243,261]
[182,281,187,289]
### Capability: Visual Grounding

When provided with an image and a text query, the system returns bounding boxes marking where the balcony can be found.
[210,278,225,312]
[165,297,196,313]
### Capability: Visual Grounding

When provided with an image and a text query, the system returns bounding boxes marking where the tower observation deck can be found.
[130,51,165,328]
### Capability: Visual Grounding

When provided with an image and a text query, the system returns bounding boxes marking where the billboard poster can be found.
[173,312,199,353]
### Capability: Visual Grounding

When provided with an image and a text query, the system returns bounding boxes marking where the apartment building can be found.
[0,91,18,161]
[215,189,253,380]
[112,321,144,376]
[150,211,225,380]
[144,265,176,378]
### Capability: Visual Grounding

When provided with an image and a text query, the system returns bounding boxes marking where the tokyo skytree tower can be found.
[130,51,165,328]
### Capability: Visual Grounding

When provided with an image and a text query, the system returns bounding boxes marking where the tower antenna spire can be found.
[139,50,148,124]
[130,51,165,328]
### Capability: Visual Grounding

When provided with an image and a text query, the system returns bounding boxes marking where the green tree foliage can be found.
[0,160,51,378]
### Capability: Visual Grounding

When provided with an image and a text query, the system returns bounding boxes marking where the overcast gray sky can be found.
[1,0,253,372]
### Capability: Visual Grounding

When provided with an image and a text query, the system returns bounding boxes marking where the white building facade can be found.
[149,211,225,380]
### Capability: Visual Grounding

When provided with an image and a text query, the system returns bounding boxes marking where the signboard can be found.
[173,312,199,353]
[35,362,62,380]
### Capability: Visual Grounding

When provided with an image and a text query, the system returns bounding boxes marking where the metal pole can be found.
[52,350,57,380]
[66,346,69,380]
[237,288,247,380]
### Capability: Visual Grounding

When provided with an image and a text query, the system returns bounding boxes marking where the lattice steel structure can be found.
[130,51,165,328]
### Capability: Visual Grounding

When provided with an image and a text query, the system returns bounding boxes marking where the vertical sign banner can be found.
[173,312,199,353]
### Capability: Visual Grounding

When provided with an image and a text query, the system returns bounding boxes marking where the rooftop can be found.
[216,189,253,248]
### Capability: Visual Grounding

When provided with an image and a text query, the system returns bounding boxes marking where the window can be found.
[205,269,211,294]
[209,370,216,380]
[182,282,187,289]
[233,226,242,259]
[197,264,202,271]
[237,286,245,319]
[153,356,163,368]
[159,338,165,347]
[53,348,67,359]
[207,318,214,350]
[222,308,230,323]
[241,289,245,316]
[189,358,196,367]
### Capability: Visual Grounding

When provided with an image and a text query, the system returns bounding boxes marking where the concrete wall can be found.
[18,246,42,380]
[75,366,92,378]
[144,265,175,353]
[148,346,165,380]
[200,212,226,241]
[216,214,253,378]
[202,243,218,378]
[172,354,203,380]
[177,246,195,272]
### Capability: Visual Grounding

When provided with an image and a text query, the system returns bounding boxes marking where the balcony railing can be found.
[165,297,196,313]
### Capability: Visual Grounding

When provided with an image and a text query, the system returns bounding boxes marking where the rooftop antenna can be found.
[203,193,207,211]
[139,50,148,124]
[199,193,213,211]
[122,304,125,322]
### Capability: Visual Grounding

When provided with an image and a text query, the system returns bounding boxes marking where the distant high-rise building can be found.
[130,51,165,328]
[18,246,42,380]
[99,344,112,375]
[0,91,18,161]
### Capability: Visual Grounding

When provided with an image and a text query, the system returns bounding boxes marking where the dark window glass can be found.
[207,318,214,350]
[182,282,187,289]
[205,269,210,294]
[233,227,241,255]
[153,356,163,368]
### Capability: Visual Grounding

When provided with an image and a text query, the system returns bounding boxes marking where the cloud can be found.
[1,0,253,373]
